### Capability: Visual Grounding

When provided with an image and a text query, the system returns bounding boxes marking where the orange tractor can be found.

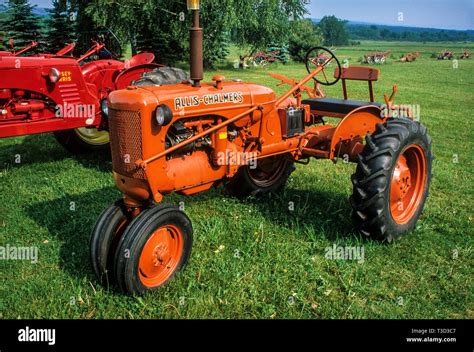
[91,1,433,295]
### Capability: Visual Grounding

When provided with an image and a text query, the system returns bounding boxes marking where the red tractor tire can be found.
[54,127,110,154]
[350,118,433,242]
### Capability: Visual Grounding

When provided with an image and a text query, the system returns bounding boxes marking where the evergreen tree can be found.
[45,0,76,53]
[3,0,41,49]
[0,30,6,50]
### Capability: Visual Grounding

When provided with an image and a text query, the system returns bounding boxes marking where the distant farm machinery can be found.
[400,52,420,62]
[459,50,470,60]
[437,49,470,60]
[363,51,390,64]
[438,49,454,60]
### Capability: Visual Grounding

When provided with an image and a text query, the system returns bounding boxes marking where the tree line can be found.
[348,24,473,42]
[1,0,355,66]
[3,1,469,65]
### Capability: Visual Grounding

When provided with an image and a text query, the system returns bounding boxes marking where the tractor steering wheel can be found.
[305,47,342,86]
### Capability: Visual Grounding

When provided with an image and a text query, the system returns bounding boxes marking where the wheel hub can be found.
[138,225,184,287]
[152,243,169,266]
[392,156,411,200]
[389,145,427,224]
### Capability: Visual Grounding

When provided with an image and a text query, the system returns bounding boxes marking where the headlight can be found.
[100,99,109,116]
[48,68,60,83]
[155,104,173,126]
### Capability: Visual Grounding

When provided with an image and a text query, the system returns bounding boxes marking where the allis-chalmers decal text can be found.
[174,92,244,110]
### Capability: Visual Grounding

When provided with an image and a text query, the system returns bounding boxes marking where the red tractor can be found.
[90,2,433,295]
[0,40,186,153]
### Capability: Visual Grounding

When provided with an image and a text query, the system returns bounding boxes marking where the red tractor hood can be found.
[0,56,78,69]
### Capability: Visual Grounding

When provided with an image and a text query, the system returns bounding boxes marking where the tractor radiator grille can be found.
[108,108,145,179]
[58,84,81,104]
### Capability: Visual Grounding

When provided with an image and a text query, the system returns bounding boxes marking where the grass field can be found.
[0,41,473,319]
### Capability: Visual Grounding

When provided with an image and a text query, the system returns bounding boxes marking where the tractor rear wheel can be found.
[54,127,110,154]
[90,199,132,286]
[114,204,193,295]
[350,117,433,242]
[132,67,189,86]
[225,154,295,197]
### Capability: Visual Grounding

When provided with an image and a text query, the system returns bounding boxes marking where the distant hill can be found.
[311,18,474,42]
[312,18,473,32]
[33,7,49,17]
[0,5,49,17]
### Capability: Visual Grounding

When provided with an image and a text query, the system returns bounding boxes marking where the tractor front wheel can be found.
[90,199,131,286]
[350,117,433,242]
[225,154,295,197]
[113,204,193,295]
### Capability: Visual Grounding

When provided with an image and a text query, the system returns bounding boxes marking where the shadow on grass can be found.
[239,187,360,242]
[0,133,112,172]
[24,186,121,280]
[23,183,361,282]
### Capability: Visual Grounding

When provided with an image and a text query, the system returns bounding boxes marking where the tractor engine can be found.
[0,56,102,139]
[0,88,54,121]
[107,79,279,203]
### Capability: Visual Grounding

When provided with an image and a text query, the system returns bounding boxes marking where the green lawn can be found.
[0,41,473,319]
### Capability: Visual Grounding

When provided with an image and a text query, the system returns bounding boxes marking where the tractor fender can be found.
[329,105,385,160]
[81,59,125,100]
[114,63,164,90]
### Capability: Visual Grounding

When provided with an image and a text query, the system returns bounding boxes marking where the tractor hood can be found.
[109,80,277,124]
[0,56,77,70]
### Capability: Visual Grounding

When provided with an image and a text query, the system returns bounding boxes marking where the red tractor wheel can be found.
[54,127,110,154]
[350,117,433,242]
[90,200,132,286]
[113,204,193,295]
[225,154,295,197]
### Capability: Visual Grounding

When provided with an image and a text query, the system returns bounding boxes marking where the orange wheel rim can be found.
[138,225,184,288]
[390,144,427,224]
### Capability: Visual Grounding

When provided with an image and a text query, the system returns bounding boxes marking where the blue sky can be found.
[307,0,474,30]
[5,0,474,30]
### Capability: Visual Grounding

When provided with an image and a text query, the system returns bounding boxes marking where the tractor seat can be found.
[302,98,382,115]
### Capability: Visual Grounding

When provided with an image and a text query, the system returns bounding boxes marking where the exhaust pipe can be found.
[188,1,203,87]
